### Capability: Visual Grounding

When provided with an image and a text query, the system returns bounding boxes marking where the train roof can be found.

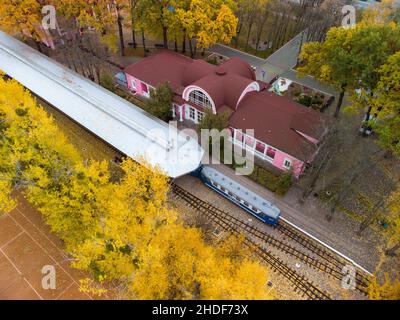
[0,31,204,178]
[201,166,281,219]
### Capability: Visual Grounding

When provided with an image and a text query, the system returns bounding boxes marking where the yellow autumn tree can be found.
[369,274,400,300]
[0,77,273,300]
[129,226,272,299]
[361,0,400,25]
[176,0,237,57]
[0,0,46,50]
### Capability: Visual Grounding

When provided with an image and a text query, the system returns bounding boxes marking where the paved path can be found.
[208,44,266,68]
[256,31,305,82]
[210,163,382,273]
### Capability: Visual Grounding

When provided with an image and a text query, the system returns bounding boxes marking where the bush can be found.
[206,56,219,65]
[297,94,313,107]
[199,109,230,132]
[100,73,116,93]
[247,166,292,195]
[144,82,174,122]
[276,172,293,195]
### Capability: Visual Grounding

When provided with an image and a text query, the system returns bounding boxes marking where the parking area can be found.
[0,197,92,300]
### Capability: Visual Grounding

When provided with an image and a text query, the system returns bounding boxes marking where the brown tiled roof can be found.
[221,57,256,80]
[229,91,330,161]
[124,50,192,94]
[124,50,257,110]
[182,60,217,86]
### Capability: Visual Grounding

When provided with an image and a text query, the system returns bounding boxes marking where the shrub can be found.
[276,172,293,195]
[100,73,116,93]
[144,82,174,122]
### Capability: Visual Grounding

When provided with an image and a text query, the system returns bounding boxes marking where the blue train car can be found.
[197,166,281,225]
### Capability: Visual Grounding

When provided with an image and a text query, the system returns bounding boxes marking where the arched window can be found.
[189,90,212,109]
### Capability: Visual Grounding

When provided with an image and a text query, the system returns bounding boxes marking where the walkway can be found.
[208,44,266,68]
[256,31,305,82]
[210,163,382,273]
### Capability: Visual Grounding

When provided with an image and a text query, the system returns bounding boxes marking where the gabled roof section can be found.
[124,50,259,110]
[221,57,256,80]
[229,91,330,161]
[182,60,217,86]
[124,50,192,94]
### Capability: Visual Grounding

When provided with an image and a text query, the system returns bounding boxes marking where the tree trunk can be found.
[255,21,266,52]
[235,22,243,48]
[335,85,346,118]
[141,29,147,57]
[116,7,125,56]
[35,40,44,54]
[193,40,197,58]
[301,159,329,203]
[181,31,186,53]
[361,92,375,135]
[130,1,137,48]
[245,22,254,51]
[188,37,194,58]
[385,242,400,257]
[131,28,137,48]
[174,37,178,52]
[163,26,168,48]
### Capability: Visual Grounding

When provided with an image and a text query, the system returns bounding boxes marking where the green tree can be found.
[198,109,230,131]
[299,22,400,117]
[144,82,174,122]
[100,73,116,93]
[365,52,400,156]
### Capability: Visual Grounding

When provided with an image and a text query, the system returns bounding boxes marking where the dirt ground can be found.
[0,197,92,300]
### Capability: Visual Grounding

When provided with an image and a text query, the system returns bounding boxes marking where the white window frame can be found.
[283,158,292,170]
[197,110,204,123]
[189,90,212,109]
[189,107,196,121]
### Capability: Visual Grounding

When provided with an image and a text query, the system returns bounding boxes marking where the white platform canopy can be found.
[0,31,204,178]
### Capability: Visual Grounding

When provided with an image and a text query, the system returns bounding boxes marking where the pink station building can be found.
[123,50,329,177]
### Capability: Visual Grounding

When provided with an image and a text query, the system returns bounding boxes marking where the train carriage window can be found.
[256,141,265,154]
[266,147,277,159]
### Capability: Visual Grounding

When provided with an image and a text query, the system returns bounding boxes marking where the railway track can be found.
[275,221,371,290]
[171,183,370,296]
[171,183,332,300]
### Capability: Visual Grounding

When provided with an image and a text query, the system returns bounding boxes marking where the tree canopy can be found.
[0,76,273,299]
[144,82,174,122]
[298,3,400,118]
